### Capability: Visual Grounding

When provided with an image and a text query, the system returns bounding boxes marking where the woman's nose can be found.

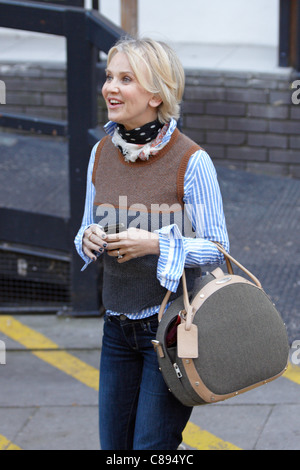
[106,78,119,93]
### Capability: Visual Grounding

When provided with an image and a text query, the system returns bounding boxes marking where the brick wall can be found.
[0,64,67,120]
[1,63,299,178]
[182,69,300,179]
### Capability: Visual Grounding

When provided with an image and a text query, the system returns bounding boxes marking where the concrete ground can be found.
[0,313,300,451]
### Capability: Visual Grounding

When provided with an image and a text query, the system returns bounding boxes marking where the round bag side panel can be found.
[193,283,289,395]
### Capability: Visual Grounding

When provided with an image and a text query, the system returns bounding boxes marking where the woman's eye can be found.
[105,75,132,84]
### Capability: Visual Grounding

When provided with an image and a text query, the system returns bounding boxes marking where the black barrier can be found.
[10,0,99,7]
[0,0,124,314]
[279,0,300,70]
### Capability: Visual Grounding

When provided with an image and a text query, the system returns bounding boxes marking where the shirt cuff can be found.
[81,259,93,272]
[155,224,185,293]
[74,224,100,271]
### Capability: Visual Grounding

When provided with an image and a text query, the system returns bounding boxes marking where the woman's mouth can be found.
[108,99,123,108]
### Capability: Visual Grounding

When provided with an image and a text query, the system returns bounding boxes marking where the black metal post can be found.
[279,0,300,71]
[279,0,291,67]
[296,0,300,71]
[14,0,85,5]
[65,8,100,313]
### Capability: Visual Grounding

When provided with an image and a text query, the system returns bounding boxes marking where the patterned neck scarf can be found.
[112,120,170,163]
[117,119,163,145]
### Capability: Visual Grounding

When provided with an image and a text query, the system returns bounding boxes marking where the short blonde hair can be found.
[107,37,185,124]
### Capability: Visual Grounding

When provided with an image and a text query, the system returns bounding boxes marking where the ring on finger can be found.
[117,250,123,259]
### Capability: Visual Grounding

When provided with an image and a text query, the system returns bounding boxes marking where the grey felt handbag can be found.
[153,243,290,407]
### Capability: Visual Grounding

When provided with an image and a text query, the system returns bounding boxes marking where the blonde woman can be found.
[75,37,229,450]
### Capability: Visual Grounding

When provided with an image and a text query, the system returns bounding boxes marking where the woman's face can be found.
[102,52,161,130]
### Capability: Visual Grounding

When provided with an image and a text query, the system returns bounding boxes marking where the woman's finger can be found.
[106,248,121,258]
[105,241,126,252]
[83,246,98,261]
[83,226,107,260]
[105,233,123,243]
[87,228,106,243]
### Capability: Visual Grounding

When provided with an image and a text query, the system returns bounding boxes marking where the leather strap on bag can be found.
[212,242,261,288]
[158,242,262,322]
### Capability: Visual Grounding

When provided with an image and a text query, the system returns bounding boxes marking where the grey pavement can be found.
[0,315,101,450]
[0,314,300,450]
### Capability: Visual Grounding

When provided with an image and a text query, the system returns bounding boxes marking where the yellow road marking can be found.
[284,362,300,385]
[183,421,242,450]
[6,316,300,451]
[0,316,99,391]
[0,434,22,451]
[0,315,241,451]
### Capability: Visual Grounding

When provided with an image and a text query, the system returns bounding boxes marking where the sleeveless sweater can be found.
[92,127,202,313]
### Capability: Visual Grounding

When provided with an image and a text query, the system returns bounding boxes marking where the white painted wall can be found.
[0,0,279,49]
[100,0,279,47]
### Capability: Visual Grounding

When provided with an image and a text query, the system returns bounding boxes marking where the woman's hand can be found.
[83,225,107,261]
[104,227,160,263]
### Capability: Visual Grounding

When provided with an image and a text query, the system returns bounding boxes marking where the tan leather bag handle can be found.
[212,242,261,288]
[158,243,262,322]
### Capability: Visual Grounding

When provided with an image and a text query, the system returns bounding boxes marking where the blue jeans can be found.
[99,314,192,450]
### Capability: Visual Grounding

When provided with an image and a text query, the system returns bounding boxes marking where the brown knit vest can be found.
[92,128,201,213]
[92,128,202,313]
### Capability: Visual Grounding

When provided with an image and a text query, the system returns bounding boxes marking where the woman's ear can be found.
[149,94,163,109]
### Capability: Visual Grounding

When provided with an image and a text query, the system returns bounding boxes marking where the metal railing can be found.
[279,0,300,71]
[0,0,124,314]
[9,0,99,7]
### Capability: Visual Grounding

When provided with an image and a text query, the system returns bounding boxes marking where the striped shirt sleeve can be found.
[73,142,98,271]
[156,149,229,292]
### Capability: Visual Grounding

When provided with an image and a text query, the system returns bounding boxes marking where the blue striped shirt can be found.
[74,119,229,319]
